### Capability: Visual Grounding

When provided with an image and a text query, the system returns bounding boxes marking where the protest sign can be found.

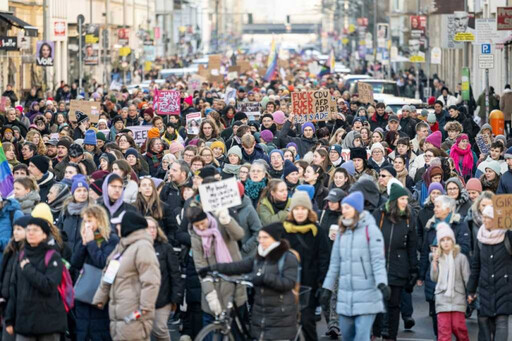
[227,66,240,80]
[208,55,222,68]
[476,134,491,155]
[69,100,101,123]
[186,112,202,135]
[188,75,204,92]
[493,194,512,229]
[199,177,242,212]
[291,90,335,123]
[99,125,151,146]
[0,97,7,113]
[155,90,180,115]
[358,82,374,104]
[237,102,261,120]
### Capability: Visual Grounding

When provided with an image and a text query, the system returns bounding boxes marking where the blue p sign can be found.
[481,44,491,54]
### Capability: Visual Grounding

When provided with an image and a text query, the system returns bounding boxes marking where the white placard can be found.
[199,177,242,212]
[431,47,442,64]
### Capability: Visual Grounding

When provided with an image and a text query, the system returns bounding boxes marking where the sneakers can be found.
[403,316,415,330]
[325,326,340,339]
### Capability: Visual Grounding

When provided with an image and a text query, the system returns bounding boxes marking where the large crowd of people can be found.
[0,53,512,341]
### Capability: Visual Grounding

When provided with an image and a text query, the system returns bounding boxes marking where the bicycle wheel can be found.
[194,323,235,341]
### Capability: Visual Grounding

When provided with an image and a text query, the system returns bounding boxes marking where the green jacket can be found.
[257,197,291,226]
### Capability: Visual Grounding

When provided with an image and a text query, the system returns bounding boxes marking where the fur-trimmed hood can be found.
[425,212,462,231]
[255,239,290,263]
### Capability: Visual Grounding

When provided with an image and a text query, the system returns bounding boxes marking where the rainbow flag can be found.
[263,38,278,81]
[0,141,13,198]
[318,48,336,78]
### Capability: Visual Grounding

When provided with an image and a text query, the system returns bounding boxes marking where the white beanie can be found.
[370,142,385,154]
[436,222,455,243]
[482,205,494,219]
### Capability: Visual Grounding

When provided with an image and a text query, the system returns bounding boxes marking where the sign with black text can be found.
[199,177,242,212]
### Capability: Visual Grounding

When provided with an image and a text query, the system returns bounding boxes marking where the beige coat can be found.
[93,229,161,341]
[500,89,512,121]
[190,215,247,315]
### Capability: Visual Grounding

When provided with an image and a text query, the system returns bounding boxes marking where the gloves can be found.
[205,291,222,316]
[215,208,231,225]
[405,272,419,293]
[197,266,212,278]
[319,288,332,307]
[378,283,391,301]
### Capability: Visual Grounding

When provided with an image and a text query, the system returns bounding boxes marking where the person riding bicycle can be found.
[198,222,300,341]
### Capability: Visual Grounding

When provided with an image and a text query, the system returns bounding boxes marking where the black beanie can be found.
[381,165,397,178]
[107,173,123,185]
[14,215,32,228]
[120,210,148,237]
[261,222,284,241]
[234,112,248,121]
[91,178,104,196]
[198,165,219,179]
[30,155,49,174]
[27,217,51,236]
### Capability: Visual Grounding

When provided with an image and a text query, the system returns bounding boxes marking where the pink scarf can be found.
[193,214,233,263]
[477,224,506,245]
[450,143,474,177]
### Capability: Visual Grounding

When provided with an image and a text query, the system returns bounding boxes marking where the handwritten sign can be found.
[493,194,512,229]
[476,134,491,155]
[199,177,242,212]
[99,125,151,146]
[358,82,374,104]
[188,75,204,92]
[69,100,101,123]
[237,102,261,120]
[186,112,202,135]
[155,90,180,115]
[291,90,335,123]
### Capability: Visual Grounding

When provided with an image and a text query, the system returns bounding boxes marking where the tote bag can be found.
[74,263,103,304]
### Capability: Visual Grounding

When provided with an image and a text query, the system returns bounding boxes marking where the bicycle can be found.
[194,271,312,341]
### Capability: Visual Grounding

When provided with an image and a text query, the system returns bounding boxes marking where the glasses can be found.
[184,153,195,158]
[447,187,459,192]
[379,174,389,178]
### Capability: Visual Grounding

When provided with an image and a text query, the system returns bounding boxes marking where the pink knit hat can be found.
[425,130,442,149]
[169,141,184,154]
[465,178,482,193]
[272,111,286,125]
[436,223,455,243]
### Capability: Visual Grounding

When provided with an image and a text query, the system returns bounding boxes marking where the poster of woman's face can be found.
[36,41,54,67]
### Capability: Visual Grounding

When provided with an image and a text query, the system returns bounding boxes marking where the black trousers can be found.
[478,315,509,341]
[428,300,438,337]
[301,293,318,341]
[373,285,402,340]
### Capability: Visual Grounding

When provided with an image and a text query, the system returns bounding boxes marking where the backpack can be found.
[19,249,75,312]
[277,249,301,304]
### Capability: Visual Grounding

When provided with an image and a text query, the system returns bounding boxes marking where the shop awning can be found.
[0,12,38,37]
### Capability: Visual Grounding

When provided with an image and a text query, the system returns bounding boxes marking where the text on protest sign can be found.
[69,100,101,123]
[291,90,335,123]
[199,177,242,212]
[155,90,180,115]
[358,82,374,104]
[237,102,261,120]
[99,125,151,146]
[493,194,512,229]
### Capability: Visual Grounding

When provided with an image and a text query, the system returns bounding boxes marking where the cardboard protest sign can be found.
[291,90,335,124]
[188,75,205,92]
[99,125,151,146]
[186,112,202,135]
[227,65,240,80]
[155,90,180,115]
[69,100,101,123]
[208,55,222,68]
[198,64,209,78]
[493,195,512,229]
[199,177,242,212]
[237,102,261,120]
[358,82,374,104]
[238,59,252,73]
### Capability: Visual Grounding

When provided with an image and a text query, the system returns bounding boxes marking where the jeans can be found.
[400,289,413,318]
[478,315,509,341]
[339,314,376,341]
[152,304,173,341]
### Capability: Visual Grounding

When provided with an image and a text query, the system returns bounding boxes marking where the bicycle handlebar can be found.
[203,271,254,288]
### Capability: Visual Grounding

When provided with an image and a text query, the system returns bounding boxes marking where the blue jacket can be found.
[323,211,388,316]
[241,143,269,164]
[497,169,512,194]
[0,199,23,263]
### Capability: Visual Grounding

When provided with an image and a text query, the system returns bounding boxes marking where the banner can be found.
[69,100,101,123]
[186,112,202,135]
[99,125,151,146]
[199,177,242,212]
[36,40,54,66]
[237,102,261,120]
[155,90,180,115]
[291,90,335,123]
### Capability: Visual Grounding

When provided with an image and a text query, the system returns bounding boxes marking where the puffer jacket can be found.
[0,199,23,263]
[57,203,87,254]
[71,232,119,341]
[322,211,388,316]
[419,213,470,301]
[257,197,291,226]
[214,241,299,340]
[154,241,184,309]
[5,242,67,336]
[497,169,512,194]
[416,202,434,252]
[373,206,418,286]
[431,249,469,313]
[229,195,262,257]
[93,229,161,341]
[468,231,512,317]
[319,208,341,250]
[189,214,247,316]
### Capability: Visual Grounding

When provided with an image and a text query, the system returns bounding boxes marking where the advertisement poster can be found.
[36,40,54,66]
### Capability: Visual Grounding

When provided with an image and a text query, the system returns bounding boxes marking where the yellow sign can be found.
[342,38,349,45]
[409,55,426,63]
[348,24,356,33]
[454,32,475,42]
[144,61,152,72]
[119,47,131,57]
[359,40,366,46]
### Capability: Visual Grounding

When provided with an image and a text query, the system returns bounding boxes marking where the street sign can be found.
[479,54,494,69]
[481,44,491,54]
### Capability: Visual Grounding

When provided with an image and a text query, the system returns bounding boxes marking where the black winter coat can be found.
[5,243,67,336]
[277,121,317,158]
[70,233,119,341]
[214,241,299,340]
[374,207,418,286]
[416,203,434,252]
[319,208,340,251]
[0,250,17,301]
[98,199,137,233]
[154,241,184,309]
[468,232,512,317]
[57,206,84,254]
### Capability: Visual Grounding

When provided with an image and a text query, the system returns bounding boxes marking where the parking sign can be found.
[481,44,491,54]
